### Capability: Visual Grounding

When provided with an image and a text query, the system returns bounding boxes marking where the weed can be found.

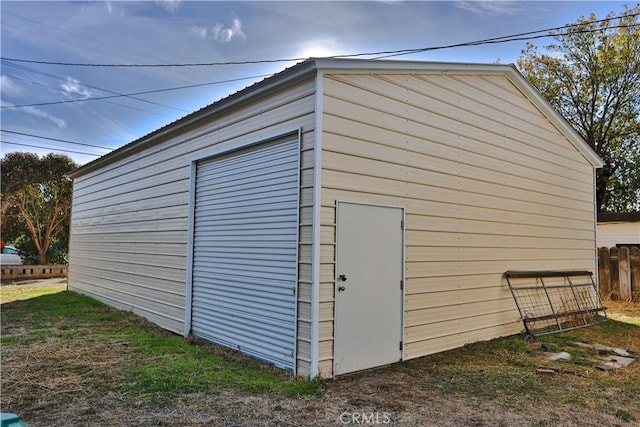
[615,408,635,422]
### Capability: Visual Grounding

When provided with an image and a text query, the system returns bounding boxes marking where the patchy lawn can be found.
[1,284,638,426]
[606,299,640,326]
[0,278,67,303]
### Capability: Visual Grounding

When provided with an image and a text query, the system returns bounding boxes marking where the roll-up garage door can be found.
[191,135,300,370]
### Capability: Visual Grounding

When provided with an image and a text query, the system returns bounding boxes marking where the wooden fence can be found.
[0,264,68,281]
[598,246,640,301]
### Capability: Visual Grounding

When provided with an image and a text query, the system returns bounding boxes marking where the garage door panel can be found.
[192,312,296,340]
[192,295,295,319]
[192,277,297,299]
[193,314,295,362]
[194,218,298,231]
[193,293,296,317]
[193,232,298,242]
[193,266,297,284]
[198,164,299,188]
[193,206,296,222]
[197,180,298,202]
[192,240,297,250]
[195,193,298,210]
[194,247,296,260]
[205,142,296,171]
[191,135,300,370]
[194,260,297,272]
[198,152,297,172]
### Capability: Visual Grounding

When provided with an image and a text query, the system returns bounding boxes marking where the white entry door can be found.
[334,202,404,375]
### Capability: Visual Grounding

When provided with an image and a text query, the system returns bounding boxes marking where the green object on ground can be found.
[0,413,27,427]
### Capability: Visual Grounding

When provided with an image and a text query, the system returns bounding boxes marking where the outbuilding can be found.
[597,212,640,248]
[68,58,603,378]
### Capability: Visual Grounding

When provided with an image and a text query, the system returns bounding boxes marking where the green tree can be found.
[1,152,77,264]
[518,5,640,212]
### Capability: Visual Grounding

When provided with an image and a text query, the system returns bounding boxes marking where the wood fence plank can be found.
[598,246,640,302]
[610,247,620,300]
[619,247,631,301]
[598,247,611,299]
[630,247,640,302]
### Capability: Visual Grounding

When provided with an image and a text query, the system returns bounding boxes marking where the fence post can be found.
[630,247,640,302]
[598,247,611,299]
[610,247,620,299]
[619,247,632,301]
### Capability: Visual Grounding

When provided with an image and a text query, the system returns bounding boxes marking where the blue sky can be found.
[0,1,632,165]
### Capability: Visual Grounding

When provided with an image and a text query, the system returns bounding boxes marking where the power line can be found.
[5,20,639,110]
[0,140,103,157]
[376,24,640,59]
[2,73,274,109]
[2,12,638,111]
[2,10,219,87]
[0,130,112,150]
[1,60,189,114]
[2,12,638,68]
[1,73,177,119]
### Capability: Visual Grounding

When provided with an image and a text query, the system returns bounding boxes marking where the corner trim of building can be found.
[310,71,324,378]
[183,161,198,337]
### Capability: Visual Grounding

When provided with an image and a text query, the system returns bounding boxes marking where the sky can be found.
[0,0,632,165]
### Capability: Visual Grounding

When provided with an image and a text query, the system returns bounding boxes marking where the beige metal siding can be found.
[319,72,597,377]
[597,222,640,247]
[68,78,317,375]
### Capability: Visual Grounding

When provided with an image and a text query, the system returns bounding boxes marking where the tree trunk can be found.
[596,167,611,212]
[38,250,48,265]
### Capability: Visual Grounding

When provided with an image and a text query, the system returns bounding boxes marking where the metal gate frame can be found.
[505,270,608,339]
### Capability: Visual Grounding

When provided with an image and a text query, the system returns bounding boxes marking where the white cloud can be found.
[188,14,247,43]
[213,14,247,42]
[188,26,208,40]
[454,1,522,16]
[60,77,92,100]
[156,0,181,13]
[1,100,68,129]
[24,106,67,129]
[0,75,22,97]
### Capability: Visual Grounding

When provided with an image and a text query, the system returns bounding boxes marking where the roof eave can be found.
[504,64,604,169]
[68,58,604,179]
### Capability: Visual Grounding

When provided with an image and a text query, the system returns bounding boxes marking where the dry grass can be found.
[0,278,67,303]
[605,299,640,325]
[1,284,639,426]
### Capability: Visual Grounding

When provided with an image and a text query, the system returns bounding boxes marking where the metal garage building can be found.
[67,58,603,378]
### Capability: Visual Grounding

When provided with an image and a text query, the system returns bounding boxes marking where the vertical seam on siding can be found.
[310,71,323,378]
[293,128,302,374]
[68,179,78,287]
[593,171,599,292]
[400,206,406,361]
[183,161,197,337]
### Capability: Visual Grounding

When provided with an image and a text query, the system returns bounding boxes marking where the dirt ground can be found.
[2,279,639,426]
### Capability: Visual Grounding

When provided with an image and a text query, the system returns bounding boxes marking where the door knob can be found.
[338,286,346,292]
[338,274,347,281]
